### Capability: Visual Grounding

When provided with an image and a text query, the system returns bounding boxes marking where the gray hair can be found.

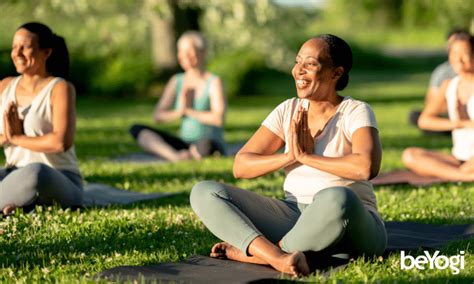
[177,31,207,53]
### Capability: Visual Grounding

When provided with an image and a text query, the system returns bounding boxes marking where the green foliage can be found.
[207,49,264,97]
[0,0,152,96]
[326,0,473,31]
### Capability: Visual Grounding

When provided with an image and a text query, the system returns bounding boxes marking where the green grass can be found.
[0,68,473,283]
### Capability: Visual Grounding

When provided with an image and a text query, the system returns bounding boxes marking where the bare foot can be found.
[175,150,192,161]
[210,242,245,261]
[189,144,202,160]
[270,251,310,277]
[2,204,16,216]
[210,242,269,265]
[210,242,309,276]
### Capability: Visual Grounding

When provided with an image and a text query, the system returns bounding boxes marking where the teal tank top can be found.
[174,73,226,152]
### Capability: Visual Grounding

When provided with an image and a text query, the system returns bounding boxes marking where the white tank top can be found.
[0,76,81,175]
[445,76,474,161]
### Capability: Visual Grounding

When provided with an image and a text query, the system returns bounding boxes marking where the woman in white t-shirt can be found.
[190,34,386,276]
[403,33,474,181]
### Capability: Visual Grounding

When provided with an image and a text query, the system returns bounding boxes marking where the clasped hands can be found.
[177,88,195,117]
[286,106,316,164]
[2,102,24,145]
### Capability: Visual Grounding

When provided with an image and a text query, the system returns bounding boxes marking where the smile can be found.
[296,79,309,88]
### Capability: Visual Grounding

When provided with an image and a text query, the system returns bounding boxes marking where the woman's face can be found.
[291,38,340,99]
[11,28,50,75]
[177,38,200,70]
[449,39,474,75]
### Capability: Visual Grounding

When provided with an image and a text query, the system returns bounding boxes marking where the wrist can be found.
[283,152,294,165]
[10,134,22,145]
[297,152,311,164]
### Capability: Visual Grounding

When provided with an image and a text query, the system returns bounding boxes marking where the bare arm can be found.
[424,85,447,113]
[8,81,76,153]
[0,77,15,146]
[153,75,183,122]
[294,126,382,181]
[418,80,473,131]
[233,126,293,179]
[184,77,226,127]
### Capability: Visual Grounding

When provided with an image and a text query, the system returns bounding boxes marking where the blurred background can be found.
[1,0,473,98]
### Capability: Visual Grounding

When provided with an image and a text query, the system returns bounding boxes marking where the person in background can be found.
[129,31,227,161]
[403,33,474,181]
[408,28,470,135]
[190,34,386,276]
[0,22,83,216]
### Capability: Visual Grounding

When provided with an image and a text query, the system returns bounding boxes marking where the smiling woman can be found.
[190,34,386,276]
[0,22,83,216]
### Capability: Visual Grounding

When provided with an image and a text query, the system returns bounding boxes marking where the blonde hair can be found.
[177,31,207,53]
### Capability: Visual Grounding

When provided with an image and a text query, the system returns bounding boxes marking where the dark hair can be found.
[315,34,353,91]
[450,32,474,51]
[446,27,470,40]
[18,22,70,79]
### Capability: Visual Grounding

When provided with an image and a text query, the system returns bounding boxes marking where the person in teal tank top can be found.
[130,31,227,161]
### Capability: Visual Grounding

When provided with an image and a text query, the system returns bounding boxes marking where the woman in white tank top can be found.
[403,33,474,181]
[0,22,82,216]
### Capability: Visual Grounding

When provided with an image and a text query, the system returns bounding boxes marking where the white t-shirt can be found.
[262,96,379,214]
[445,76,474,161]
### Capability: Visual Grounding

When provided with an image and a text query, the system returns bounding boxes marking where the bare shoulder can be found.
[210,75,224,92]
[51,79,76,101]
[0,77,16,94]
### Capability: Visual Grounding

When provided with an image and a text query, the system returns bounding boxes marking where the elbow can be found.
[153,110,165,123]
[355,164,378,181]
[232,155,245,179]
[233,163,243,179]
[233,169,242,179]
[52,140,72,153]
[355,168,371,181]
[417,115,429,129]
[368,167,379,180]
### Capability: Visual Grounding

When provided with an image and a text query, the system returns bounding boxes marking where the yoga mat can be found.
[110,142,246,163]
[95,222,474,283]
[109,153,166,164]
[385,221,474,251]
[371,170,447,186]
[83,183,173,207]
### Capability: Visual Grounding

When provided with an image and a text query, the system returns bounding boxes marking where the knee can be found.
[314,187,358,216]
[129,124,146,140]
[402,147,422,167]
[190,180,227,212]
[21,163,53,189]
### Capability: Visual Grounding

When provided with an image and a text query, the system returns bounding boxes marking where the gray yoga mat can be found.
[96,221,474,283]
[83,183,173,206]
[111,142,246,163]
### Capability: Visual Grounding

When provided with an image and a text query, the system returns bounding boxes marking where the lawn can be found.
[0,67,472,283]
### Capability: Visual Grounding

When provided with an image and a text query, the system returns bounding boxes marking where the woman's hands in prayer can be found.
[178,88,195,117]
[3,102,24,144]
[287,106,315,164]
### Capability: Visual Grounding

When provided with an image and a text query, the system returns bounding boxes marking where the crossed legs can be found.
[402,147,474,181]
[0,163,83,215]
[190,181,386,276]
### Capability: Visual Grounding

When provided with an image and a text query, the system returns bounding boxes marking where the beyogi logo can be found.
[400,250,465,275]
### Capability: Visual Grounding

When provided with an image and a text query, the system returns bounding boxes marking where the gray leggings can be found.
[0,163,83,210]
[190,181,387,257]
